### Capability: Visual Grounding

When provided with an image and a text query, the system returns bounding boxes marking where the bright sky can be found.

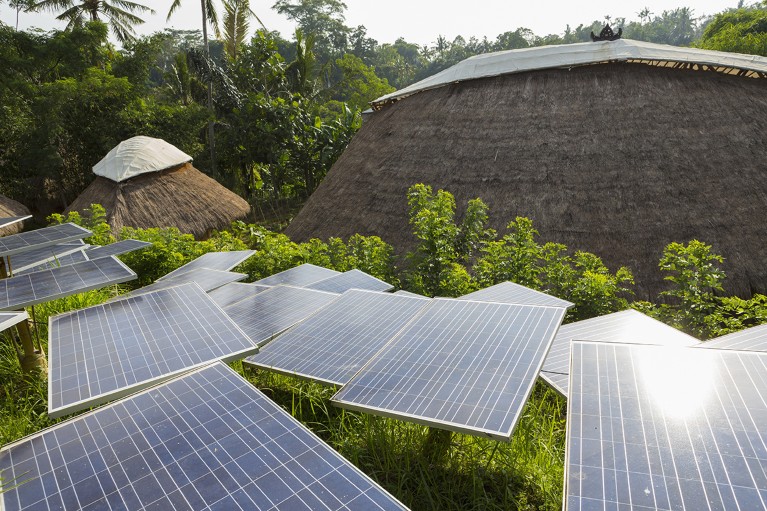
[1,0,739,47]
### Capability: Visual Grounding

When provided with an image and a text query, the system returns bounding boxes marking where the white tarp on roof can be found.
[373,39,767,107]
[93,136,192,183]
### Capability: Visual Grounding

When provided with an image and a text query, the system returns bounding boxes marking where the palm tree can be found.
[30,0,154,42]
[216,0,264,61]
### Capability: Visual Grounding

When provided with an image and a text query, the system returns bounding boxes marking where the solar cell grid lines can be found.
[1,362,409,511]
[0,223,91,257]
[394,290,426,298]
[16,249,90,276]
[332,298,566,440]
[122,268,248,298]
[157,249,256,280]
[0,215,31,231]
[48,283,256,418]
[0,311,27,332]
[0,256,136,311]
[85,239,152,260]
[566,341,767,511]
[252,263,340,287]
[222,285,340,347]
[7,242,87,274]
[697,323,767,352]
[459,281,574,308]
[207,282,271,309]
[540,309,700,397]
[245,289,431,385]
[306,269,395,294]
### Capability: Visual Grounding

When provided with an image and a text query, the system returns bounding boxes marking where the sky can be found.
[1,0,740,47]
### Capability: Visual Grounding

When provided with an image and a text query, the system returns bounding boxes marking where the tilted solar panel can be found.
[332,298,565,440]
[566,341,767,511]
[0,223,91,257]
[16,249,90,276]
[0,311,27,332]
[697,323,767,352]
[540,309,700,397]
[0,215,31,231]
[222,285,339,347]
[85,239,152,260]
[394,289,426,298]
[158,250,256,280]
[0,256,136,311]
[245,289,430,385]
[207,282,271,309]
[459,281,574,308]
[122,268,248,298]
[306,269,395,294]
[252,263,340,287]
[2,362,409,511]
[8,242,87,274]
[48,283,256,418]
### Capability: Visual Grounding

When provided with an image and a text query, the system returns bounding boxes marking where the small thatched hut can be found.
[0,195,31,236]
[286,39,767,299]
[66,136,250,239]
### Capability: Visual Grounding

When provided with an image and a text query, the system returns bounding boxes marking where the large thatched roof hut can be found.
[66,137,250,239]
[286,39,767,299]
[0,195,31,236]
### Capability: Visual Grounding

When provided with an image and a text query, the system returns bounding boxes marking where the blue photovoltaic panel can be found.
[394,290,426,298]
[0,215,31,231]
[697,323,767,352]
[333,298,566,440]
[253,263,340,287]
[222,285,339,347]
[566,342,767,511]
[16,249,90,276]
[541,309,700,397]
[306,269,394,294]
[245,289,430,385]
[0,223,91,257]
[459,281,574,308]
[2,363,409,511]
[0,256,136,311]
[158,250,256,280]
[123,268,247,298]
[49,283,256,418]
[85,239,152,260]
[8,241,87,274]
[0,311,27,332]
[207,282,271,309]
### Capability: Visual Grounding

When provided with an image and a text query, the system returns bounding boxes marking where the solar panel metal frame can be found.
[8,242,88,275]
[206,282,272,309]
[157,250,256,281]
[122,268,248,298]
[459,281,574,308]
[0,223,91,257]
[85,239,152,260]
[332,298,566,441]
[252,263,341,287]
[565,341,767,511]
[0,311,27,332]
[244,289,431,386]
[540,309,700,397]
[393,289,426,298]
[696,323,767,352]
[48,282,257,418]
[2,362,409,511]
[0,215,32,231]
[306,269,395,294]
[0,256,136,311]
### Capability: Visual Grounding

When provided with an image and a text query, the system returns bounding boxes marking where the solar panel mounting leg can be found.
[422,427,452,462]
[16,320,47,374]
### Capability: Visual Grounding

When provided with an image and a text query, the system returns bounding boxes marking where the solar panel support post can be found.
[0,257,7,278]
[422,427,453,462]
[16,319,46,373]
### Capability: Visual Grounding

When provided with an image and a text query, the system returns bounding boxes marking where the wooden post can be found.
[16,320,47,374]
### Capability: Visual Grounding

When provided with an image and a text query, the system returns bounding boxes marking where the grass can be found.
[0,291,568,510]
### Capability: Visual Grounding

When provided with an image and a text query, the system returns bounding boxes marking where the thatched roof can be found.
[66,162,250,239]
[286,43,767,300]
[0,195,31,236]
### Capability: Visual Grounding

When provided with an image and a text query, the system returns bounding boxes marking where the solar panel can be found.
[8,242,87,274]
[0,215,31,231]
[566,341,767,511]
[17,249,91,276]
[306,269,395,294]
[122,268,248,299]
[0,256,136,311]
[253,263,340,287]
[2,362,409,511]
[394,289,426,298]
[222,285,339,347]
[697,323,767,351]
[540,309,700,397]
[459,281,574,308]
[0,223,91,257]
[207,282,271,309]
[49,283,256,418]
[85,239,152,260]
[245,289,431,385]
[158,250,256,280]
[332,299,566,440]
[0,311,27,332]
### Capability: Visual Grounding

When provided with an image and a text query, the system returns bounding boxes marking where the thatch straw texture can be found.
[0,195,31,236]
[286,63,767,299]
[66,163,250,239]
